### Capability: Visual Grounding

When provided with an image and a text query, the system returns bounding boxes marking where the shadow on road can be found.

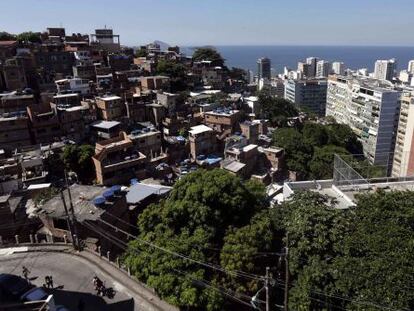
[46,288,134,311]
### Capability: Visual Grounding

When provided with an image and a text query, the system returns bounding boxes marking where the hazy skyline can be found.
[3,0,414,47]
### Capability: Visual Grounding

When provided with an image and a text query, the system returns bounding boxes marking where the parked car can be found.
[0,273,32,300]
[20,287,48,302]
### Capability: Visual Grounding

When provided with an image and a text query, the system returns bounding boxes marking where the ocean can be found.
[184,46,414,74]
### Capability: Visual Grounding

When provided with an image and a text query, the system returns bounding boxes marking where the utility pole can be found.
[265,266,270,311]
[60,191,76,250]
[64,169,79,250]
[284,234,289,311]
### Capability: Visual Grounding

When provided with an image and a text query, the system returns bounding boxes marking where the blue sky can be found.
[2,0,414,46]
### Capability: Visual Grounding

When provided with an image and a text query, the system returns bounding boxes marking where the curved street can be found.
[0,248,175,311]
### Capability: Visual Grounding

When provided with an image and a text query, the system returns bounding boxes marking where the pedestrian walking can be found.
[48,275,54,288]
[22,266,30,281]
[44,276,50,288]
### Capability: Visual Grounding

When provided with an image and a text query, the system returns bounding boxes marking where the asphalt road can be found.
[0,251,135,311]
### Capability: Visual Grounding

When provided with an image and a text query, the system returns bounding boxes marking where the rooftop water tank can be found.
[93,196,106,208]
[103,189,114,200]
[111,185,122,195]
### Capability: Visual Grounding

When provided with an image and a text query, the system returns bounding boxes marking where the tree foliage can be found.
[156,59,188,92]
[156,59,187,78]
[123,167,414,310]
[62,144,95,184]
[44,152,65,184]
[272,122,365,179]
[258,89,298,126]
[283,190,414,311]
[192,48,225,67]
[124,170,271,310]
[135,48,148,58]
[309,145,349,179]
[272,128,312,176]
[16,32,41,43]
[0,32,16,41]
[326,123,363,155]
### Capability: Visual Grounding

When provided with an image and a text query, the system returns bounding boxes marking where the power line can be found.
[104,211,283,256]
[96,218,266,282]
[273,279,410,311]
[82,222,258,309]
[94,214,412,311]
[172,267,255,309]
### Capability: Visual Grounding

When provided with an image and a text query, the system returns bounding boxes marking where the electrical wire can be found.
[81,221,258,309]
[97,218,266,282]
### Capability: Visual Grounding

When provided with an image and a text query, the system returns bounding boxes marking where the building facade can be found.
[189,125,216,160]
[257,57,271,80]
[374,59,397,81]
[284,79,327,115]
[392,91,414,177]
[316,60,331,78]
[326,75,401,166]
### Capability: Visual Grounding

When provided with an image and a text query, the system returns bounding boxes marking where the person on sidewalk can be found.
[44,276,50,288]
[48,275,54,288]
[22,266,30,281]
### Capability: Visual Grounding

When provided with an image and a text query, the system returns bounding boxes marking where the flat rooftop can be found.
[205,109,239,116]
[127,183,172,205]
[283,177,414,209]
[222,160,246,173]
[53,93,79,98]
[98,95,121,101]
[28,184,107,221]
[189,124,213,135]
[91,120,121,130]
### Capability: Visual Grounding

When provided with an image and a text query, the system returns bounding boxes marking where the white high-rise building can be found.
[374,59,397,81]
[357,68,369,77]
[399,70,412,84]
[316,60,331,78]
[408,60,414,74]
[392,91,414,177]
[332,62,345,75]
[326,75,401,166]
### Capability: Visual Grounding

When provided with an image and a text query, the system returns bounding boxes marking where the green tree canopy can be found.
[0,32,16,41]
[272,128,312,176]
[258,89,298,126]
[309,145,349,179]
[282,190,414,310]
[335,190,414,310]
[135,48,148,58]
[192,48,225,67]
[124,170,269,310]
[303,123,329,146]
[326,123,363,154]
[156,59,187,78]
[16,32,41,43]
[62,144,95,184]
[272,122,364,179]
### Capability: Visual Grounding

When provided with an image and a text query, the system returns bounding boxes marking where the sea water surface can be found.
[185,46,414,74]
